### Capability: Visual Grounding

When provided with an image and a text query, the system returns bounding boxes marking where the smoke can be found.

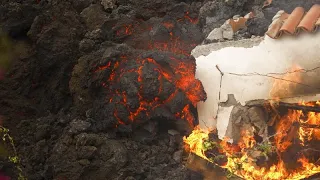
[194,32,320,138]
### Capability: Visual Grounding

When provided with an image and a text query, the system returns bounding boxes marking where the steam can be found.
[194,32,320,138]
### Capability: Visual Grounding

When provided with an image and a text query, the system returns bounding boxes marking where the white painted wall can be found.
[194,32,320,138]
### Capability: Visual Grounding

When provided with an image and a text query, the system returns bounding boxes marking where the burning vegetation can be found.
[184,105,320,180]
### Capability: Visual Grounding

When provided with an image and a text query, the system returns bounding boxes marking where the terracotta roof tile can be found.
[298,4,320,32]
[266,4,320,39]
[280,7,305,34]
[265,12,289,39]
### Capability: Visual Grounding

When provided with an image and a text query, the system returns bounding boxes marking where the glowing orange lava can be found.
[95,17,203,127]
[95,55,200,126]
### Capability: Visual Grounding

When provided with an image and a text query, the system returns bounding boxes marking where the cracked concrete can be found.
[192,37,263,58]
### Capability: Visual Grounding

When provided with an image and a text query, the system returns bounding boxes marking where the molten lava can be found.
[184,64,320,179]
[93,17,204,127]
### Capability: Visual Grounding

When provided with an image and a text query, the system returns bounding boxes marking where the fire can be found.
[184,123,320,179]
[184,64,320,179]
[183,125,210,160]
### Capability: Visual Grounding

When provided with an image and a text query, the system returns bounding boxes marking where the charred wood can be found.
[247,100,320,113]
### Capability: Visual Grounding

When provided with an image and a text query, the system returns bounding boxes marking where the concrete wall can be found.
[193,32,320,138]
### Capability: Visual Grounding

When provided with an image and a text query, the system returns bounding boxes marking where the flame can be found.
[184,64,320,179]
[183,126,210,160]
[184,123,320,179]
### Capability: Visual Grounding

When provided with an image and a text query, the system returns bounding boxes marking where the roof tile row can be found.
[266,4,320,39]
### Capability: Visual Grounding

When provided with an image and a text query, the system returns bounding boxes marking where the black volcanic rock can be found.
[0,1,39,38]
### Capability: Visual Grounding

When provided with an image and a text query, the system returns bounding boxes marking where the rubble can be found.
[221,21,234,40]
[101,0,117,10]
[206,28,223,42]
[224,104,268,142]
[192,36,263,58]
[204,12,254,43]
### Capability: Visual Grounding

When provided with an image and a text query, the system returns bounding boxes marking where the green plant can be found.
[214,154,225,161]
[0,126,26,180]
[257,141,275,157]
[226,170,237,179]
[202,140,222,151]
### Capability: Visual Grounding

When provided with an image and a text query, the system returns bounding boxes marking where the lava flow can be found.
[93,14,206,128]
[184,64,320,179]
[105,55,204,126]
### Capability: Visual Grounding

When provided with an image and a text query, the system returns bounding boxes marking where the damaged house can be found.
[185,4,320,180]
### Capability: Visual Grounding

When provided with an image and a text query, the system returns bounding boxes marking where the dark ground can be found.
[0,0,319,179]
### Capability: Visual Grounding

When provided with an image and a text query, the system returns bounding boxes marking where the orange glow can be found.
[162,22,174,29]
[147,36,193,57]
[184,12,198,24]
[114,110,125,125]
[94,61,111,72]
[269,64,302,98]
[180,104,195,127]
[116,24,133,36]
